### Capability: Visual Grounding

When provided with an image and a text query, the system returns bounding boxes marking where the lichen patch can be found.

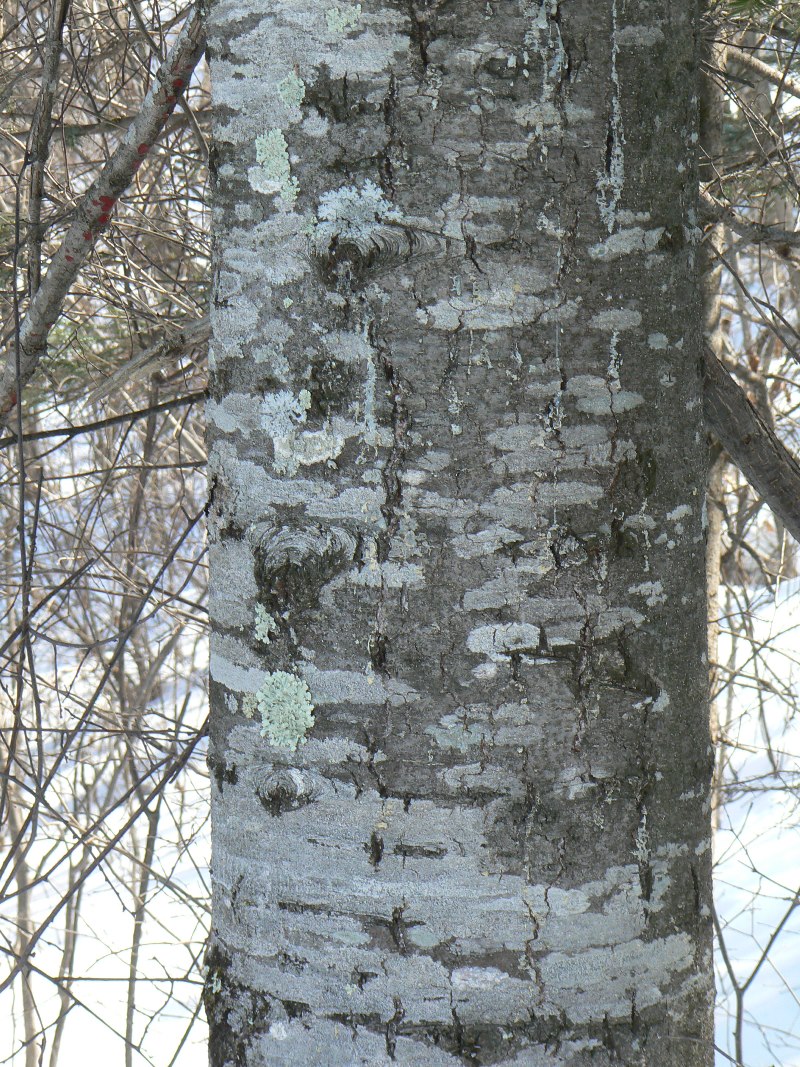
[250,671,315,750]
[325,2,361,35]
[249,129,298,205]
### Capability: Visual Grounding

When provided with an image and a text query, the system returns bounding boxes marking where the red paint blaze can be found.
[65,254,74,262]
[98,214,110,225]
[0,384,18,411]
[83,230,92,241]
[98,194,115,212]
[172,78,184,90]
[137,143,149,156]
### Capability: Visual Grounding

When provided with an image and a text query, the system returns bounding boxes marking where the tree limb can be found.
[0,389,206,452]
[726,42,800,103]
[699,188,800,251]
[27,0,71,296]
[703,347,800,546]
[86,315,209,402]
[0,0,207,423]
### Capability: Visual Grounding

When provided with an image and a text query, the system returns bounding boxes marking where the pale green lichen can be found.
[250,671,315,750]
[250,130,298,205]
[278,71,306,109]
[254,604,278,643]
[325,3,361,34]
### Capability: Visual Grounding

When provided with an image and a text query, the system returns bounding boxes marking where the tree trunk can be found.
[205,2,713,1064]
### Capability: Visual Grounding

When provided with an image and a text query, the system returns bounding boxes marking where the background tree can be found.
[702,4,800,1064]
[0,1,210,1063]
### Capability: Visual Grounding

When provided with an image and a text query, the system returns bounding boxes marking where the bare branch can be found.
[727,42,800,104]
[0,0,207,422]
[85,315,209,402]
[700,188,800,251]
[0,388,206,451]
[703,346,800,546]
[27,0,71,296]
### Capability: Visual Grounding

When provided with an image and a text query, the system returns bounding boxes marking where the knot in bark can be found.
[256,767,319,817]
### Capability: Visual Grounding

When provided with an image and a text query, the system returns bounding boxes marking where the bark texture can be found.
[206,2,713,1064]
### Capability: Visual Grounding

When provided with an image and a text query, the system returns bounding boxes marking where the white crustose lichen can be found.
[313,179,401,251]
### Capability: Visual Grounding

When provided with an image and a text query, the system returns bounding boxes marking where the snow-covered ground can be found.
[715,579,800,1067]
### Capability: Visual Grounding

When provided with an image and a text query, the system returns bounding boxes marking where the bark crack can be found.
[367,323,411,678]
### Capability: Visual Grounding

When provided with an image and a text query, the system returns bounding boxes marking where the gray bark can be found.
[206,2,713,1064]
